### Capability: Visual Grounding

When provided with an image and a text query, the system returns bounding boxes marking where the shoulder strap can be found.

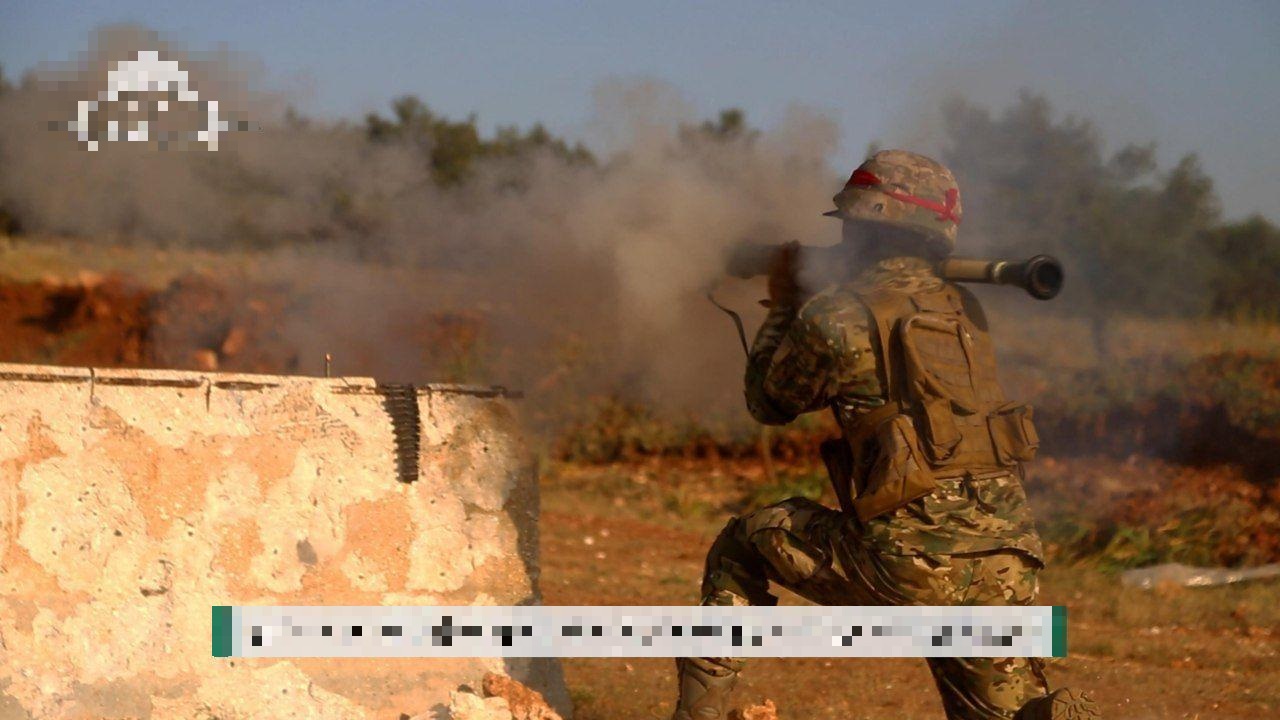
[909,285,963,315]
[855,287,913,404]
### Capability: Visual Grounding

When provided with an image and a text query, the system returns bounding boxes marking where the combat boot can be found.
[1013,688,1101,720]
[671,656,743,720]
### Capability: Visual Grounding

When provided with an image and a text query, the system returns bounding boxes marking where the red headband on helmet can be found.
[846,169,960,224]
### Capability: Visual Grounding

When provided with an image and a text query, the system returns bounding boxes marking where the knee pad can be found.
[701,518,775,606]
[741,502,833,587]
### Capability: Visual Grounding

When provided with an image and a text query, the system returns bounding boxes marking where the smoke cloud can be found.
[0,26,844,427]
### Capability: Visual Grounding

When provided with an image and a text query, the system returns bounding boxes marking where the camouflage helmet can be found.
[824,149,962,254]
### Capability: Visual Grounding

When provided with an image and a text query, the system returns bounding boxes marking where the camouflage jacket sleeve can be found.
[744,292,882,425]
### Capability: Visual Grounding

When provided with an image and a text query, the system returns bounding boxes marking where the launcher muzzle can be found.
[724,243,1064,300]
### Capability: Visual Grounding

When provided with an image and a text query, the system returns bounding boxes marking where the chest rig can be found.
[823,282,1039,521]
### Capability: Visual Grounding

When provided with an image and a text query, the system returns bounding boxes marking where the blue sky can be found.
[3,0,1276,220]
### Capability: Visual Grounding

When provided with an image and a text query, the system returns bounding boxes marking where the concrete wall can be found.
[0,363,567,720]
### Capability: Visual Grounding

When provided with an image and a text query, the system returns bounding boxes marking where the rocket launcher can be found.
[724,243,1064,300]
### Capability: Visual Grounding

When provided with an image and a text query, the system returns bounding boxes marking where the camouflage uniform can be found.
[673,152,1097,720]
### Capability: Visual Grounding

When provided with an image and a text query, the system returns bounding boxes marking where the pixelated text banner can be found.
[212,606,1066,658]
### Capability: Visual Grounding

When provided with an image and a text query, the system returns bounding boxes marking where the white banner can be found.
[212,605,1067,658]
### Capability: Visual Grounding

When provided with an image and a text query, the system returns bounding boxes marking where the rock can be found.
[482,673,563,720]
[220,325,249,357]
[0,363,557,718]
[448,688,514,720]
[729,699,778,720]
[191,348,218,370]
[77,270,105,290]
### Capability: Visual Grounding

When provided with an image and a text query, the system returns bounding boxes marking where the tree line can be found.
[941,90,1280,321]
[0,64,1276,320]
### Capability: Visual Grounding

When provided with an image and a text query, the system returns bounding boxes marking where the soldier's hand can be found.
[766,240,804,308]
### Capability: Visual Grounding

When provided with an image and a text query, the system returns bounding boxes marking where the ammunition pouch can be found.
[988,402,1040,465]
[843,283,1040,521]
[850,413,938,523]
[917,393,961,462]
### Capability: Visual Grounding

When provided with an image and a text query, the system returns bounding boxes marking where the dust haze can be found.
[2,22,1262,440]
[0,26,844,425]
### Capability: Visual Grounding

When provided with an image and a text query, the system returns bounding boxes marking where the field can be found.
[2,235,1278,718]
[540,459,1280,720]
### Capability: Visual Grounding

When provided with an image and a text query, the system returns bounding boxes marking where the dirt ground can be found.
[538,459,1280,720]
[2,239,1277,718]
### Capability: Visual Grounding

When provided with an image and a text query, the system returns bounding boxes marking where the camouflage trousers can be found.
[692,496,1049,720]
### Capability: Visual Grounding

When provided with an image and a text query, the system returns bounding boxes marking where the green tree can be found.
[1199,215,1280,319]
[366,95,593,187]
[0,63,21,236]
[366,96,483,186]
[680,107,760,146]
[488,122,594,165]
[700,108,747,140]
[940,91,1223,351]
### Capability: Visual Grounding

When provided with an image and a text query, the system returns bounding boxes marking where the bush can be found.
[1038,493,1280,569]
[0,204,21,236]
[554,396,723,463]
[1200,216,1280,320]
[1030,351,1280,474]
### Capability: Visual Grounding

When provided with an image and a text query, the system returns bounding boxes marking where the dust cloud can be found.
[0,26,845,424]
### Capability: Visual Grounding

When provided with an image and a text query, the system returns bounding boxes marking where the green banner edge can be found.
[1051,605,1067,658]
[213,602,234,653]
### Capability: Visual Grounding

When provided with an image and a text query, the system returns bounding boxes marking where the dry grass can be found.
[540,459,1280,720]
[986,306,1280,370]
[0,234,249,287]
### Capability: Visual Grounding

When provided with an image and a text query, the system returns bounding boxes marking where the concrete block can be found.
[0,363,567,719]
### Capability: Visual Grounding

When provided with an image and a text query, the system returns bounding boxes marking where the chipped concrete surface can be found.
[0,363,568,719]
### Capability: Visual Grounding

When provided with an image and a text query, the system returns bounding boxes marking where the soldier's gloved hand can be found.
[766,240,804,308]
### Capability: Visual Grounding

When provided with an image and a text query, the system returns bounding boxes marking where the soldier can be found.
[671,150,1100,720]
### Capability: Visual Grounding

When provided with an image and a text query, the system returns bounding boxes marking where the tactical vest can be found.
[826,282,1039,522]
